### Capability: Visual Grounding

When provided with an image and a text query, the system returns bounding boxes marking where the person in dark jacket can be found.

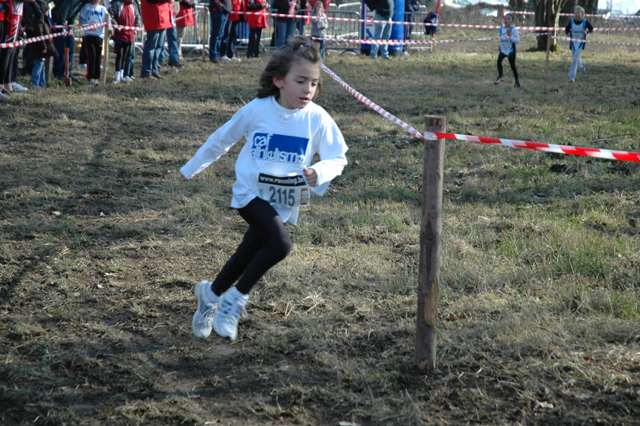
[273,0,297,47]
[23,0,56,87]
[51,0,83,81]
[402,0,417,53]
[369,0,393,59]
[208,0,231,62]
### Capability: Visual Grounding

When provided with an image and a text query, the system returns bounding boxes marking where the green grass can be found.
[1,38,639,425]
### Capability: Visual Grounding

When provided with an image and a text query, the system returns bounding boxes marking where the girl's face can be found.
[575,9,585,20]
[273,59,320,109]
[503,14,512,26]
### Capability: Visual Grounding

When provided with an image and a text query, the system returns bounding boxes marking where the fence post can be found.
[416,115,446,372]
[102,20,111,85]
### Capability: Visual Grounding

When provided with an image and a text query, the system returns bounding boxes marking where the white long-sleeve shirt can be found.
[498,25,519,55]
[181,96,348,224]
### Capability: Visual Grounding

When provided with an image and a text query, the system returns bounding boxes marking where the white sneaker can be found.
[231,56,241,62]
[213,287,248,341]
[11,82,28,92]
[220,56,231,62]
[192,280,219,338]
[122,76,132,83]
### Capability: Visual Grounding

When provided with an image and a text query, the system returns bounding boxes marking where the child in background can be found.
[565,5,593,83]
[1,0,24,98]
[495,13,520,88]
[181,36,348,341]
[310,0,327,58]
[110,0,137,83]
[79,0,108,85]
[245,0,266,58]
[225,0,244,60]
[176,0,195,60]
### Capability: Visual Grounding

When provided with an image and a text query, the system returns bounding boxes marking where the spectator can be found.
[245,0,266,58]
[310,0,326,57]
[1,0,25,96]
[273,0,296,47]
[162,0,181,68]
[79,0,108,86]
[51,0,83,82]
[176,0,195,60]
[369,0,393,60]
[208,0,231,62]
[402,0,417,54]
[140,0,173,78]
[23,0,56,89]
[110,0,138,83]
[224,0,244,60]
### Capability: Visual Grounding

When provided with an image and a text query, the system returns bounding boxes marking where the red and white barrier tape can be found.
[320,63,640,163]
[321,36,494,46]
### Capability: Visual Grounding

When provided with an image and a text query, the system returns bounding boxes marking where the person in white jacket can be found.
[494,13,520,88]
[181,36,348,341]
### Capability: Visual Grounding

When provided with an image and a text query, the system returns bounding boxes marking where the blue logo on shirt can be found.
[251,133,308,164]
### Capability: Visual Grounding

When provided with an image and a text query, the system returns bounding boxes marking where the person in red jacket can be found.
[111,0,138,83]
[0,0,23,96]
[176,0,195,60]
[224,0,243,60]
[140,0,173,78]
[245,0,266,57]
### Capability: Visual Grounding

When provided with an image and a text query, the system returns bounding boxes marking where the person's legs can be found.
[568,48,580,81]
[212,198,292,296]
[248,27,257,57]
[176,25,185,60]
[254,28,262,56]
[226,21,237,58]
[31,58,45,87]
[275,18,287,47]
[285,18,296,44]
[379,18,391,58]
[151,30,166,76]
[508,50,519,86]
[496,51,506,81]
[141,30,159,76]
[369,19,384,58]
[166,26,180,65]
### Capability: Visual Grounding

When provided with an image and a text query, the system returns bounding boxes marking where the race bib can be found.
[257,173,310,208]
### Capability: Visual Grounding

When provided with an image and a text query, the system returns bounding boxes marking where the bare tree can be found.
[535,0,569,50]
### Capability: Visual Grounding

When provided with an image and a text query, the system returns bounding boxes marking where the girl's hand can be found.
[303,168,318,187]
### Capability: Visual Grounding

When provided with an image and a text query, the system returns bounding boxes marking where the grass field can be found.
[1,38,639,425]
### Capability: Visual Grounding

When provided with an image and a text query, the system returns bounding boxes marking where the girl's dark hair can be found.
[257,36,322,99]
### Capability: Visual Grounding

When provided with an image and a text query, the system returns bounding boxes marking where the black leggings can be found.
[82,35,102,80]
[114,40,132,72]
[497,49,519,82]
[212,197,293,295]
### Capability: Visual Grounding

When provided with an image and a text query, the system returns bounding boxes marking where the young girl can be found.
[110,0,138,83]
[565,5,593,83]
[495,13,520,88]
[245,0,266,58]
[79,0,108,85]
[310,0,327,58]
[181,36,348,341]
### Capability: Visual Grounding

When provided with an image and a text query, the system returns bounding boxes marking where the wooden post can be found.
[416,115,446,372]
[102,19,111,85]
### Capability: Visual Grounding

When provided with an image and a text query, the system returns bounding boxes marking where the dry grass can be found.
[1,31,639,425]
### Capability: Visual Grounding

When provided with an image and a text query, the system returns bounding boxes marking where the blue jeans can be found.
[125,42,135,77]
[31,58,46,87]
[52,33,74,79]
[274,18,296,48]
[209,11,229,60]
[568,48,584,81]
[162,26,180,65]
[370,12,391,58]
[141,29,166,76]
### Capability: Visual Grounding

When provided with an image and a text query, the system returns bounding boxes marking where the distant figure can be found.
[495,13,520,88]
[79,0,108,85]
[310,0,327,57]
[402,0,418,53]
[245,0,267,58]
[176,0,196,61]
[110,0,138,83]
[369,0,394,59]
[423,9,438,38]
[565,5,593,83]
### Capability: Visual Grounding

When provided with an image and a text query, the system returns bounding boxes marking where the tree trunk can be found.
[535,0,569,51]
